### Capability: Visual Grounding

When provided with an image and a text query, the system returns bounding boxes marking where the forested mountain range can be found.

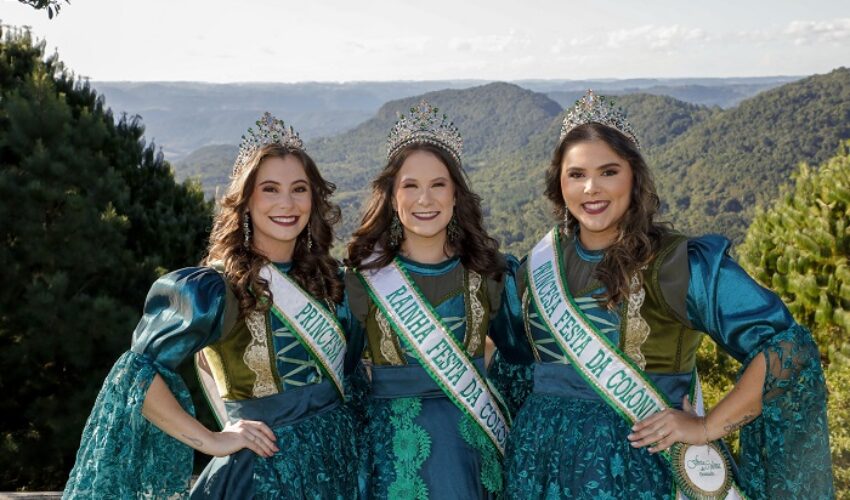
[173,68,849,254]
[99,76,797,160]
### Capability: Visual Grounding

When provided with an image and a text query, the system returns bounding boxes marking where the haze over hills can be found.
[99,76,798,161]
[169,68,849,255]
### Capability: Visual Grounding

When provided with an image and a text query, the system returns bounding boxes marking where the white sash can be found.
[528,228,745,500]
[357,258,509,455]
[260,264,346,398]
[195,264,347,426]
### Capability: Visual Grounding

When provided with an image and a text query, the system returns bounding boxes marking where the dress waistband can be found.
[370,357,486,399]
[224,380,341,427]
[532,362,692,410]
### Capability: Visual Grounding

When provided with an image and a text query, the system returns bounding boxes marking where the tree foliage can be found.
[738,142,850,495]
[16,0,69,18]
[0,26,213,490]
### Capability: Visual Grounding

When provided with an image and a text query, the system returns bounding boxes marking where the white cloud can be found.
[784,18,850,45]
[606,25,709,51]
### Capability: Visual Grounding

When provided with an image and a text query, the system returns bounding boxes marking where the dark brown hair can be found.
[204,143,343,315]
[545,122,669,308]
[346,143,504,280]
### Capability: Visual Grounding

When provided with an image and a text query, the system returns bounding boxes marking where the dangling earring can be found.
[243,212,252,249]
[563,209,573,238]
[447,214,462,242]
[306,224,313,252]
[389,210,403,248]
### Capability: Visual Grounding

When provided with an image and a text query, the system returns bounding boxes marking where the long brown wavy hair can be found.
[203,143,343,315]
[545,122,670,308]
[346,143,504,281]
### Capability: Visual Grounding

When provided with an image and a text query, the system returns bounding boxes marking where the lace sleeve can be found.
[686,236,834,499]
[63,267,226,499]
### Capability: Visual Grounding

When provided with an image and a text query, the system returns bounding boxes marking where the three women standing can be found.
[64,93,834,500]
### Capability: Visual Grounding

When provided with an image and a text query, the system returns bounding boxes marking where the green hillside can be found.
[174,143,237,198]
[651,67,850,242]
[168,70,849,256]
[308,82,565,243]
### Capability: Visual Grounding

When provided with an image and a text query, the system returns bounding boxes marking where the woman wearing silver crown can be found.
[63,113,361,499]
[502,91,833,499]
[344,100,533,499]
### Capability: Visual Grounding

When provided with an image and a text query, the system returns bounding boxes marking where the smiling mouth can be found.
[581,201,610,215]
[412,211,440,221]
[270,216,299,226]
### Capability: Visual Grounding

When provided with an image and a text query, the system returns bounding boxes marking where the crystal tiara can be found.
[559,90,640,149]
[233,112,305,176]
[386,99,463,165]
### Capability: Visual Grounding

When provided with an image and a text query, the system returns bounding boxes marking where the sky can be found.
[2,0,849,82]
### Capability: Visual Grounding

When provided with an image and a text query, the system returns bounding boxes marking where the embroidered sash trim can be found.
[357,257,508,454]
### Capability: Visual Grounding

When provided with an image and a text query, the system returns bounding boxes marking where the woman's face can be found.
[392,149,456,246]
[247,155,312,262]
[560,140,633,250]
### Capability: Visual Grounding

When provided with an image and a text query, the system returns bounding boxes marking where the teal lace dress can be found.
[502,233,833,499]
[63,263,362,499]
[345,254,533,499]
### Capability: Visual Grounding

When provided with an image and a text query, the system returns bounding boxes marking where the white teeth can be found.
[271,216,297,222]
[413,211,439,217]
[583,201,608,210]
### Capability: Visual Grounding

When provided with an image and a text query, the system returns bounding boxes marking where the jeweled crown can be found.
[560,90,640,149]
[386,99,463,165]
[233,112,305,176]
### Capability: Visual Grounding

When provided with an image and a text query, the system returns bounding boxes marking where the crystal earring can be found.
[447,214,462,242]
[306,224,313,252]
[243,212,252,249]
[563,209,573,238]
[389,211,403,248]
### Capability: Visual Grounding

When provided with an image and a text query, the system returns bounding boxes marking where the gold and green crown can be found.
[386,99,463,165]
[233,112,304,176]
[560,90,640,148]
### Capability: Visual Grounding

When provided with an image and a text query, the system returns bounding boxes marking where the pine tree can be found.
[0,26,213,489]
[738,141,850,495]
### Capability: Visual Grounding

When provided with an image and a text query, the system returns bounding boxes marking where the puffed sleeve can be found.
[487,254,534,365]
[64,267,227,499]
[685,236,833,499]
[486,255,534,419]
[337,269,367,377]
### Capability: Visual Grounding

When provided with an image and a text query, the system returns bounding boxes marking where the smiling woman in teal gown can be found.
[63,114,361,499]
[344,100,533,499]
[501,91,834,500]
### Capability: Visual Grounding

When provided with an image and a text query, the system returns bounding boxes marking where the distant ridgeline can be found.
[172,68,850,254]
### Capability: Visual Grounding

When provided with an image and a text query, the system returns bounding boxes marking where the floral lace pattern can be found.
[458,413,502,493]
[505,394,672,500]
[244,310,278,397]
[737,325,834,499]
[486,350,534,419]
[252,404,359,499]
[465,270,485,355]
[63,351,194,499]
[386,398,431,499]
[624,270,650,369]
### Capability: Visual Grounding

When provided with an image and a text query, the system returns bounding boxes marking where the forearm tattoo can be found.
[722,414,755,435]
